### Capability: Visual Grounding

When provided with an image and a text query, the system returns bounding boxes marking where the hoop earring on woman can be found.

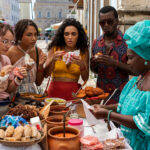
[144,61,148,66]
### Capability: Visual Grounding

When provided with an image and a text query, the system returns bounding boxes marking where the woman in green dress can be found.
[90,20,150,150]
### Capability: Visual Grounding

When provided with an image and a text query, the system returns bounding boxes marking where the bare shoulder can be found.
[6,46,18,58]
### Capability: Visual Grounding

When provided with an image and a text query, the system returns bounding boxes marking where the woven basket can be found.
[0,124,47,147]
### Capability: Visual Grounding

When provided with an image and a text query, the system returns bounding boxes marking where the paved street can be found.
[36,40,96,94]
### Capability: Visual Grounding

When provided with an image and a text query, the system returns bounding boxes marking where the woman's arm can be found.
[109,111,138,129]
[43,48,55,78]
[91,106,138,129]
[6,67,27,93]
[100,104,118,112]
[35,48,47,86]
[80,50,89,82]
[43,48,65,78]
[6,78,20,93]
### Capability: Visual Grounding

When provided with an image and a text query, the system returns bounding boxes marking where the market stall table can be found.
[82,118,132,150]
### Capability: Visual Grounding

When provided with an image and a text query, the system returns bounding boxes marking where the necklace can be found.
[17,45,32,62]
[17,45,30,55]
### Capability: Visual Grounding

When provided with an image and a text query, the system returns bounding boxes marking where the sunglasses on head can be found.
[99,19,115,26]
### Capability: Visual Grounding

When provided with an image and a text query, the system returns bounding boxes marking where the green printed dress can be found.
[117,77,150,150]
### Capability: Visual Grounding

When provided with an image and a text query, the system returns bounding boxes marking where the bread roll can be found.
[4,137,16,142]
[13,126,24,140]
[31,126,38,138]
[5,126,14,137]
[0,129,5,139]
[21,137,30,142]
[24,125,32,138]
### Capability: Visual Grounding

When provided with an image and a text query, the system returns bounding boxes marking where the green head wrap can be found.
[124,20,150,61]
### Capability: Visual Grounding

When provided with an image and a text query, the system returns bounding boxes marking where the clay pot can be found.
[49,105,70,116]
[48,126,80,150]
[46,115,70,130]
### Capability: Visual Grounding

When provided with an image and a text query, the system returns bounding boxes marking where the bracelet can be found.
[107,110,113,123]
[14,77,22,86]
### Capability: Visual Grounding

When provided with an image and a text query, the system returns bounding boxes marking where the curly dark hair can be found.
[48,18,89,53]
[14,19,39,45]
[0,23,14,37]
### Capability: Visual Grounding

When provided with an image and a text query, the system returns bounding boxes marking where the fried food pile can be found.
[76,86,109,99]
[7,104,44,121]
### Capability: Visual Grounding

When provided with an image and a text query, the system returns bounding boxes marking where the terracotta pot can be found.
[46,115,70,130]
[49,105,70,116]
[48,126,80,150]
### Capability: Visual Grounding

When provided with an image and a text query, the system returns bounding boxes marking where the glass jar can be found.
[68,119,84,137]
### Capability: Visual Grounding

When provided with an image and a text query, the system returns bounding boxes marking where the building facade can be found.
[34,0,73,32]
[19,0,34,20]
[0,0,20,25]
[73,0,150,52]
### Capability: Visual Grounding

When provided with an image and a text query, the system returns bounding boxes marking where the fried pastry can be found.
[98,93,109,99]
[93,88,104,96]
[0,129,5,139]
[31,126,38,138]
[76,89,86,98]
[24,125,32,138]
[21,137,30,142]
[13,126,24,140]
[85,87,94,97]
[0,71,5,77]
[36,131,41,139]
[4,137,17,142]
[5,126,14,137]
[95,52,103,58]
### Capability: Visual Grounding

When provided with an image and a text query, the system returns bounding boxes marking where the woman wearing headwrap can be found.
[90,20,150,150]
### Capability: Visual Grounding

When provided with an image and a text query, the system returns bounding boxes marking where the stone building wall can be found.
[117,0,150,33]
[34,0,73,32]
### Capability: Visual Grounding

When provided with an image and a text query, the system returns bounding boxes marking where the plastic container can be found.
[68,119,84,137]
[30,116,42,130]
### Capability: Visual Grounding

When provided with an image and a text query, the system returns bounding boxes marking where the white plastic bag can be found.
[81,99,99,126]
[63,50,80,64]
[0,74,9,83]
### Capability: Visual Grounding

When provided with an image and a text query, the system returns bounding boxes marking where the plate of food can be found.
[44,98,66,106]
[75,86,109,105]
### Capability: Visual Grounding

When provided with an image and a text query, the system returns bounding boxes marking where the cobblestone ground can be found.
[36,40,96,94]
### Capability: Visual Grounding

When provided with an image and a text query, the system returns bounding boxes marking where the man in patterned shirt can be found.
[90,6,132,104]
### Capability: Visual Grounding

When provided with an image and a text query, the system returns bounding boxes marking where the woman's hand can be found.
[90,104,108,119]
[52,51,65,63]
[39,52,47,67]
[19,67,27,78]
[71,55,86,69]
[1,65,14,75]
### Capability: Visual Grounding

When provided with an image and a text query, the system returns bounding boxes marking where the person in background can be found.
[0,23,27,116]
[45,32,49,44]
[44,18,89,100]
[0,23,14,51]
[90,20,150,150]
[90,6,132,104]
[7,19,47,94]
